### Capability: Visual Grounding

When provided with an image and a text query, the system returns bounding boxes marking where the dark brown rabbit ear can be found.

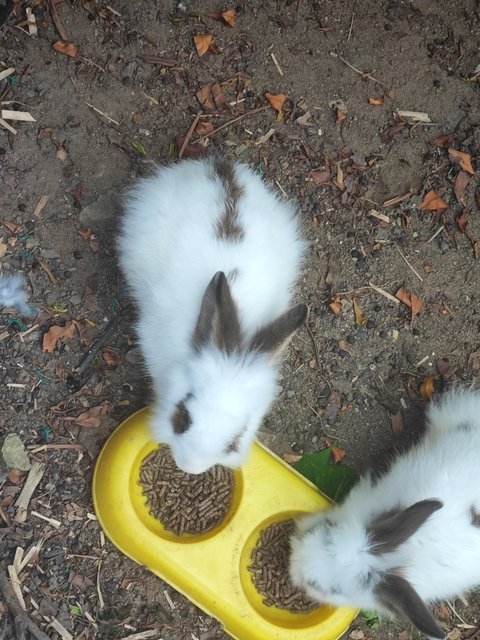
[375,573,445,639]
[368,499,443,555]
[192,272,241,353]
[249,304,308,358]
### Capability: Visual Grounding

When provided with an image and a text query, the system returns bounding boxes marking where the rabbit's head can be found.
[290,499,445,639]
[153,271,307,474]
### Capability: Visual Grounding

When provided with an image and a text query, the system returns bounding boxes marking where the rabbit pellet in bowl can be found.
[139,447,235,535]
[248,519,319,613]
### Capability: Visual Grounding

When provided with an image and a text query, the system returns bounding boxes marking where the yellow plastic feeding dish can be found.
[93,408,357,640]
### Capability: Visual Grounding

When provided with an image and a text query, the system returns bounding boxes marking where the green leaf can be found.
[294,447,359,503]
[69,604,83,616]
[132,141,146,155]
[361,610,380,628]
[51,303,68,313]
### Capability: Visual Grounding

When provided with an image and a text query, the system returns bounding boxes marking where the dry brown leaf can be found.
[331,445,346,464]
[42,321,77,353]
[418,189,448,211]
[381,122,404,143]
[368,96,384,106]
[431,133,453,147]
[211,82,226,110]
[0,219,21,234]
[207,9,237,26]
[390,411,404,434]
[52,40,78,58]
[283,452,302,464]
[419,376,435,400]
[329,294,342,315]
[7,469,27,484]
[395,286,423,319]
[310,169,331,185]
[265,92,286,113]
[448,148,475,175]
[436,358,456,380]
[208,41,222,54]
[457,209,468,234]
[102,348,119,368]
[194,33,213,57]
[195,121,214,136]
[221,8,237,26]
[336,109,346,124]
[0,242,7,259]
[78,228,94,241]
[353,299,367,326]
[75,401,113,428]
[454,171,470,205]
[196,82,214,110]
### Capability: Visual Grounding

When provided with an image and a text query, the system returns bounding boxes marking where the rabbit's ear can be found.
[369,499,443,554]
[192,272,241,353]
[376,573,445,639]
[249,304,307,357]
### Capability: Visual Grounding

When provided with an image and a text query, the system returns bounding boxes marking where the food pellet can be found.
[139,447,235,535]
[248,519,319,613]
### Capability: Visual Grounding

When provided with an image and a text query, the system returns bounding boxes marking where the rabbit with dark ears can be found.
[289,389,480,640]
[118,156,306,474]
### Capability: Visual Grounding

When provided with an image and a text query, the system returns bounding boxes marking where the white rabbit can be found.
[118,156,306,474]
[289,389,480,640]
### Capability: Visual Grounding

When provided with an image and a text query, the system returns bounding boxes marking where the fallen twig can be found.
[74,315,122,373]
[0,563,50,640]
[84,101,119,126]
[196,105,269,143]
[178,111,202,159]
[329,51,390,89]
[137,54,178,67]
[270,52,284,76]
[368,281,400,305]
[395,246,424,282]
[47,0,67,40]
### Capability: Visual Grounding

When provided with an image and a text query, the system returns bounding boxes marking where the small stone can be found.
[69,293,82,305]
[80,192,117,225]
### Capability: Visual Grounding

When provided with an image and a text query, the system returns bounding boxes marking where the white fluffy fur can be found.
[290,389,480,631]
[0,274,30,315]
[118,157,305,473]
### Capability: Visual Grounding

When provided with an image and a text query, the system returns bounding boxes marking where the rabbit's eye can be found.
[172,399,192,434]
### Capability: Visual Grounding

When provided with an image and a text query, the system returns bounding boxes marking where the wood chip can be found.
[33,195,49,217]
[31,511,61,529]
[0,67,15,82]
[1,110,36,122]
[14,461,46,523]
[396,109,431,123]
[48,617,74,640]
[368,209,390,223]
[7,564,26,611]
[26,7,37,36]
[0,118,17,134]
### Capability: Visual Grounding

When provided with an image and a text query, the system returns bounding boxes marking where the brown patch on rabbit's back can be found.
[213,157,245,241]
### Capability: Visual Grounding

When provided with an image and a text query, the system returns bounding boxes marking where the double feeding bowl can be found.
[92,408,357,640]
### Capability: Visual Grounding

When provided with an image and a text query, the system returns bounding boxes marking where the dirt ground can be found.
[1,0,480,638]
